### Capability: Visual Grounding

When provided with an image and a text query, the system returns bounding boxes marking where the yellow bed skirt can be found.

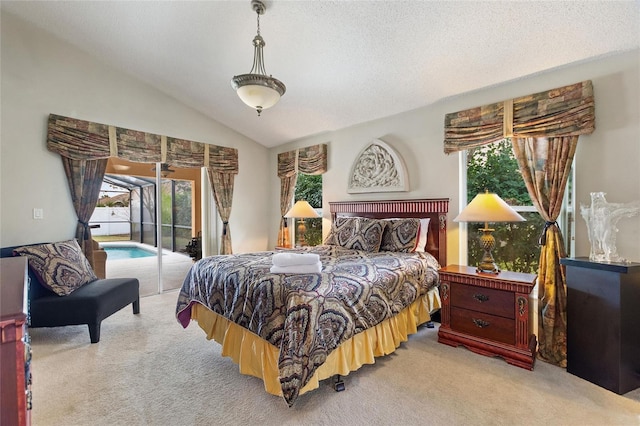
[191,287,441,397]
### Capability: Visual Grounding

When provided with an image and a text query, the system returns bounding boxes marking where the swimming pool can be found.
[103,246,156,260]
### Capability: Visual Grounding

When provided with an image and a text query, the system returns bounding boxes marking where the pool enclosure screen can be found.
[92,174,193,253]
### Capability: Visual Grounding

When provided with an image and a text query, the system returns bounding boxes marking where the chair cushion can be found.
[13,239,97,296]
[29,278,139,327]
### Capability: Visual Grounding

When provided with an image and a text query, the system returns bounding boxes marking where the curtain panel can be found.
[62,157,108,267]
[116,128,162,163]
[444,80,594,154]
[47,113,239,257]
[277,144,327,247]
[47,114,239,172]
[512,136,578,367]
[277,173,297,248]
[443,101,505,153]
[277,150,298,178]
[47,116,111,160]
[207,170,235,255]
[297,144,328,175]
[277,144,328,177]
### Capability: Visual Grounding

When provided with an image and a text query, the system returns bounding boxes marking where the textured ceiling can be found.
[2,1,639,148]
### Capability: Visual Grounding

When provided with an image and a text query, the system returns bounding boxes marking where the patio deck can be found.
[101,242,194,297]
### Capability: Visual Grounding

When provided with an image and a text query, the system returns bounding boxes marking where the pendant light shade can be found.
[233,74,284,111]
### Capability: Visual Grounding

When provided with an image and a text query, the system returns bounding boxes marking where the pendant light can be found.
[231,0,286,116]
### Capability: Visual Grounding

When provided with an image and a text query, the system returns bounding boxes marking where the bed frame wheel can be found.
[332,375,345,392]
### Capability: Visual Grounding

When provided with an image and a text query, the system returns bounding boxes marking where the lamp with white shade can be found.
[454,190,526,274]
[285,200,320,247]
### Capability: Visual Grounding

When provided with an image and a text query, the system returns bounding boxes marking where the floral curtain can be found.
[297,144,328,175]
[443,81,595,367]
[61,157,108,268]
[512,136,577,367]
[277,150,297,248]
[206,144,239,254]
[444,81,595,153]
[207,170,235,254]
[277,144,327,246]
[443,100,505,153]
[47,114,239,257]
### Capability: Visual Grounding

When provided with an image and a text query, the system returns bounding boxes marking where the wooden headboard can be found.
[329,198,449,266]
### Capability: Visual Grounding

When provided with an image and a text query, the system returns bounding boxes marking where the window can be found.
[463,139,573,274]
[294,173,322,246]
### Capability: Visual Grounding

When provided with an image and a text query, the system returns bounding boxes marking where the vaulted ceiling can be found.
[2,1,639,148]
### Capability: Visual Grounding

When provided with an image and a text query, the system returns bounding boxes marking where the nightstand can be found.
[437,265,537,370]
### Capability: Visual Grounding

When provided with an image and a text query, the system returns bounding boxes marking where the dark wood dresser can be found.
[438,265,537,370]
[1,256,32,426]
[561,257,640,394]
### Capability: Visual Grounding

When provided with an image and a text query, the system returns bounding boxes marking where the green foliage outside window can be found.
[160,179,193,252]
[160,180,192,227]
[466,140,542,274]
[294,174,323,246]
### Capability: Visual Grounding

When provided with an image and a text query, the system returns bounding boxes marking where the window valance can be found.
[47,114,238,174]
[277,143,327,177]
[444,80,595,154]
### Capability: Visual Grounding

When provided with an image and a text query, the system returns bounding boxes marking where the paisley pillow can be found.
[324,217,386,252]
[13,239,97,296]
[379,218,420,252]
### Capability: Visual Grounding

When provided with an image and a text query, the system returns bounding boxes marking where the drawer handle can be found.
[473,294,489,303]
[472,318,490,328]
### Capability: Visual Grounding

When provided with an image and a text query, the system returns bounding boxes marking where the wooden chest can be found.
[1,256,32,426]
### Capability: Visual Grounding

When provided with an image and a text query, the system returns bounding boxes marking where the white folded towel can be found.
[270,262,322,274]
[272,252,321,267]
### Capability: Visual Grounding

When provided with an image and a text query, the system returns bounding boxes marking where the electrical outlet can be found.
[33,208,44,220]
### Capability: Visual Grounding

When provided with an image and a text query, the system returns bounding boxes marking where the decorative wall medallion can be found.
[347,139,408,193]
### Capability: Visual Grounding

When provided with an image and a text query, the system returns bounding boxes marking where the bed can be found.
[176,198,449,406]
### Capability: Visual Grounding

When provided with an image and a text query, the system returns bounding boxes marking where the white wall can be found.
[270,50,640,265]
[0,11,271,253]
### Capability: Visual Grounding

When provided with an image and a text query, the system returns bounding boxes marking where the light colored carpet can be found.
[29,291,640,426]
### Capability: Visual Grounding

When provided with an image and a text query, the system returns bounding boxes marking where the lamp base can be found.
[476,262,500,274]
[296,220,308,247]
[476,227,500,274]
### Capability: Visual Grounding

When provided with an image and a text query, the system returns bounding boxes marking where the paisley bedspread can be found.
[176,245,440,406]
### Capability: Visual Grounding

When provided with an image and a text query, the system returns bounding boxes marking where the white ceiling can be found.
[2,1,639,148]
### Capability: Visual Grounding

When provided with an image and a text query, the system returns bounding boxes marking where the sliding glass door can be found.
[93,158,208,297]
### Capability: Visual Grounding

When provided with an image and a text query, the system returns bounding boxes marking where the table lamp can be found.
[284,200,320,246]
[454,190,525,274]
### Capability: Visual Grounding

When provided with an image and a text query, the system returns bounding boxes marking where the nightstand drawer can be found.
[450,283,514,319]
[450,307,515,345]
